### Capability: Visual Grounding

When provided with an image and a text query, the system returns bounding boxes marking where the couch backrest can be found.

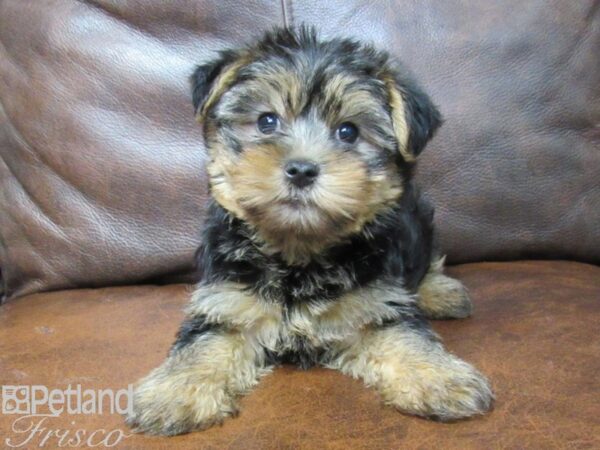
[1,0,598,300]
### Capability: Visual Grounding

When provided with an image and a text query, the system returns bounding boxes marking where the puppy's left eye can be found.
[336,122,359,144]
[257,113,279,134]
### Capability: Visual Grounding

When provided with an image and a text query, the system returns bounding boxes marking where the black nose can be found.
[284,160,320,188]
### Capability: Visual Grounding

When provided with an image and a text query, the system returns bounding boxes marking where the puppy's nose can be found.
[284,160,320,188]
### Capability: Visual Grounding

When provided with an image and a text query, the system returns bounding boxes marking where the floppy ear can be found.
[383,72,442,162]
[190,50,245,119]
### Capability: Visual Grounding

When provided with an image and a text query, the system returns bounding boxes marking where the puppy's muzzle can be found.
[284,160,320,188]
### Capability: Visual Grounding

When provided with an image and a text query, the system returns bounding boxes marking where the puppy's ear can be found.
[190,50,245,119]
[383,71,442,162]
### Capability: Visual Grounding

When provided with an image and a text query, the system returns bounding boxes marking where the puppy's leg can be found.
[417,256,472,319]
[328,320,493,421]
[126,285,278,435]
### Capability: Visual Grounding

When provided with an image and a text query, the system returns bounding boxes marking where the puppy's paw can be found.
[125,368,236,435]
[385,355,493,421]
[417,273,473,319]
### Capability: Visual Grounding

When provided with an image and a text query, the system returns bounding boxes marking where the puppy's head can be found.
[192,27,441,263]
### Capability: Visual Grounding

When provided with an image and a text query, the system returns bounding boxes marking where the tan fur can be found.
[186,283,283,351]
[327,324,493,421]
[207,137,402,264]
[129,283,411,434]
[417,257,473,319]
[285,283,414,346]
[187,282,412,349]
[129,279,491,433]
[197,56,252,120]
[130,33,491,435]
[197,60,406,264]
[383,74,412,162]
[206,144,247,219]
[213,65,306,122]
[275,71,306,116]
[127,330,271,435]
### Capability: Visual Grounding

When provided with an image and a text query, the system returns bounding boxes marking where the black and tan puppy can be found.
[126,27,493,435]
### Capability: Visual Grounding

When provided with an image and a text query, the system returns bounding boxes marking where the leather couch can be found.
[1,1,598,448]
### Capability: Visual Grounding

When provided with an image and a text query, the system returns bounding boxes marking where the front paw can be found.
[125,367,236,435]
[385,355,493,421]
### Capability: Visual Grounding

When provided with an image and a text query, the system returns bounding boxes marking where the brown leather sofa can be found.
[1,1,598,448]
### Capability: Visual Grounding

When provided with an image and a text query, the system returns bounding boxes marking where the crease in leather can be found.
[280,0,289,27]
[562,1,599,70]
[0,102,62,299]
[282,0,294,27]
[0,102,84,290]
[77,0,178,47]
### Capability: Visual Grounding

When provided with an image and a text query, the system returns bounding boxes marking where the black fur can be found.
[187,180,436,368]
[266,337,327,370]
[184,27,440,368]
[196,182,434,302]
[190,50,237,114]
[395,74,443,157]
[190,26,441,159]
[171,315,221,352]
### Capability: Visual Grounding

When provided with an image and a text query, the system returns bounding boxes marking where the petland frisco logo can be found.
[1,385,133,448]
[2,385,133,416]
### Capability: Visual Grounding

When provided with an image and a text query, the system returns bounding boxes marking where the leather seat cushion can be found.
[1,261,598,448]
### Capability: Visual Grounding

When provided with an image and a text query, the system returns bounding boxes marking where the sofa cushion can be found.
[0,0,281,300]
[1,261,598,448]
[1,1,599,300]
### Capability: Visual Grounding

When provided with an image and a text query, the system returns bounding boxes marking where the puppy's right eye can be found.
[257,113,279,134]
[336,122,359,144]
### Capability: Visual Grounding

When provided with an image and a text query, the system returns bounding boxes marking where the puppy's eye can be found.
[336,122,359,144]
[257,113,279,134]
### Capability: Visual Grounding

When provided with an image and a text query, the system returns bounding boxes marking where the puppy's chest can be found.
[256,262,357,305]
[266,298,357,368]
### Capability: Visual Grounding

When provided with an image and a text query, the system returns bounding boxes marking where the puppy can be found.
[126,27,493,435]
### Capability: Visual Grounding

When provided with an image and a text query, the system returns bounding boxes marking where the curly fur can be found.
[126,27,493,436]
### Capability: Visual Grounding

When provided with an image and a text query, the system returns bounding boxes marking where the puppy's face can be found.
[192,29,441,263]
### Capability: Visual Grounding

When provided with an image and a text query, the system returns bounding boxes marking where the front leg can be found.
[126,284,281,435]
[328,319,493,421]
